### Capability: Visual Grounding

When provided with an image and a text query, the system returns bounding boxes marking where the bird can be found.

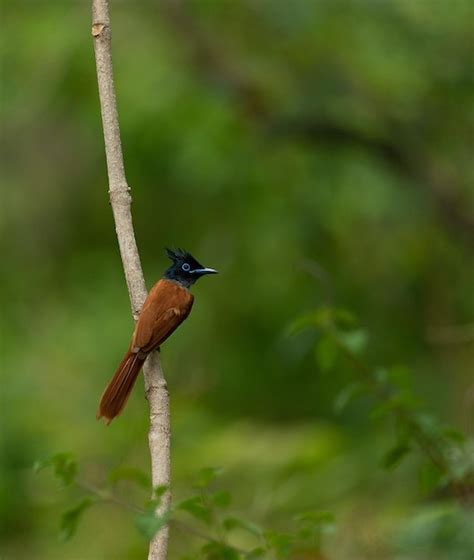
[97,248,217,423]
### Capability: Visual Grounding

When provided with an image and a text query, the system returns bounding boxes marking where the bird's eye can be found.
[182,263,191,272]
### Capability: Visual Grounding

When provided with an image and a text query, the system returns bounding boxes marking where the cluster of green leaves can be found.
[172,466,334,559]
[290,306,474,499]
[34,454,96,542]
[35,457,334,559]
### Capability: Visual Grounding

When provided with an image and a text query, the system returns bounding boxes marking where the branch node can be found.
[92,23,107,37]
[146,378,169,396]
[109,189,132,206]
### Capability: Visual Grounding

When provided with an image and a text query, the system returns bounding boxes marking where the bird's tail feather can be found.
[97,350,146,424]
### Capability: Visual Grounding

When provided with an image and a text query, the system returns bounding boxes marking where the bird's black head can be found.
[164,248,218,288]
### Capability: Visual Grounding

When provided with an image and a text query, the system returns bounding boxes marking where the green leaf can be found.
[154,485,168,499]
[312,307,339,328]
[34,453,77,487]
[178,496,212,524]
[223,516,262,537]
[59,497,94,542]
[108,466,151,489]
[334,382,364,413]
[145,485,168,512]
[418,462,445,495]
[443,428,466,444]
[374,368,388,384]
[333,308,357,328]
[201,542,240,560]
[194,467,223,489]
[370,399,399,420]
[264,530,294,557]
[295,510,335,543]
[338,329,368,354]
[398,392,422,409]
[370,392,419,420]
[212,490,231,508]
[135,510,169,540]
[286,307,335,337]
[315,335,338,372]
[382,443,412,469]
[386,365,412,391]
[286,314,320,337]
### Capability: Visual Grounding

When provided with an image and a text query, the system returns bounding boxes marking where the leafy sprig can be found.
[34,456,333,559]
[289,305,474,501]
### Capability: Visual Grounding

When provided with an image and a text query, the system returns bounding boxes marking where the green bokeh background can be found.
[2,0,474,558]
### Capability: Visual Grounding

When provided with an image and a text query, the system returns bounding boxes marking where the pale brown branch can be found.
[91,1,170,558]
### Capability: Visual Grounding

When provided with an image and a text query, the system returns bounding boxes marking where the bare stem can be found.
[91,1,170,558]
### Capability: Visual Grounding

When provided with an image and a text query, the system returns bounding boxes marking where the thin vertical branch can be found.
[91,1,170,558]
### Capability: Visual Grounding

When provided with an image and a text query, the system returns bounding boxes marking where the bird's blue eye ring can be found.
[182,263,191,272]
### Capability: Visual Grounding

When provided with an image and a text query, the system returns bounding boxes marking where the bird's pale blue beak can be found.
[193,267,218,275]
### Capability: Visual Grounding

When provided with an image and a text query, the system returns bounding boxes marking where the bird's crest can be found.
[165,247,192,263]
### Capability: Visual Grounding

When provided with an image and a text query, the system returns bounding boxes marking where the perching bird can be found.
[97,248,217,423]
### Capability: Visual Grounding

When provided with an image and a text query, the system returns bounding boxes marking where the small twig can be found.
[77,479,145,514]
[172,519,247,554]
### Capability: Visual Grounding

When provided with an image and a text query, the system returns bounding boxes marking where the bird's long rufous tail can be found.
[97,350,146,424]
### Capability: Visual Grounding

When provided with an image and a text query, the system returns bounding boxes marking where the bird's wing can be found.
[132,279,194,353]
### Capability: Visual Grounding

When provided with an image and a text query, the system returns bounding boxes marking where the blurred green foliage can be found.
[2,0,474,558]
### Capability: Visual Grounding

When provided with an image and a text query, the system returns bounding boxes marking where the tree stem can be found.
[91,1,170,557]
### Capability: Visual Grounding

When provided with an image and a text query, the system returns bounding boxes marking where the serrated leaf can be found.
[223,516,262,537]
[334,382,364,413]
[34,453,77,487]
[201,542,241,560]
[194,467,223,489]
[178,496,212,524]
[212,490,231,508]
[59,497,94,542]
[134,510,169,540]
[108,466,151,489]
[338,329,368,354]
[382,443,412,469]
[315,335,338,372]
